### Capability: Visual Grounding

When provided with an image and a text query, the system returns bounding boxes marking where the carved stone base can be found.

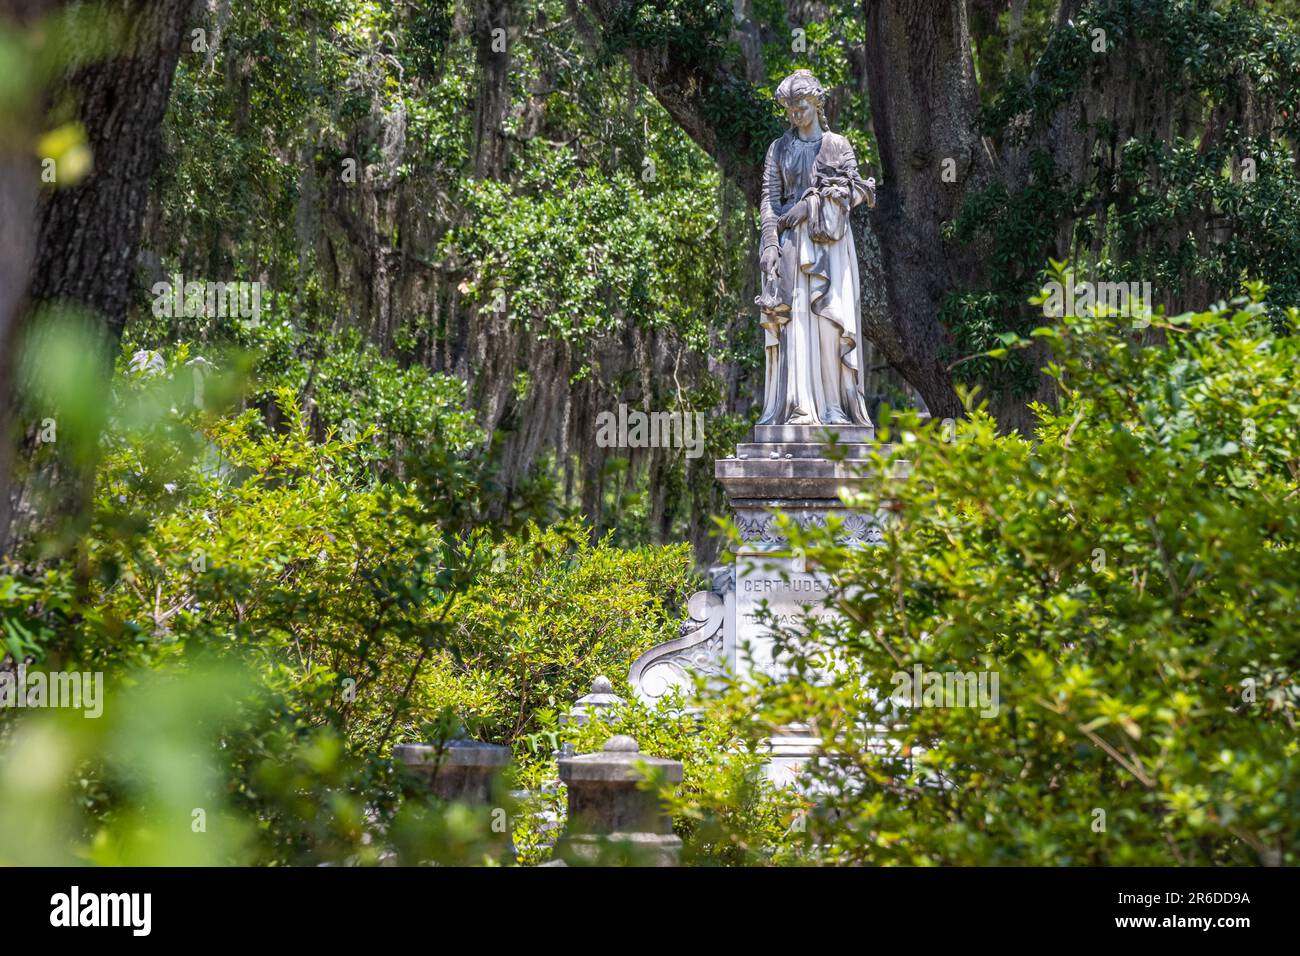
[753,423,874,444]
[630,427,902,786]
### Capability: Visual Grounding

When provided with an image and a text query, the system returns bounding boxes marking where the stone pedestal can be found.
[394,737,511,804]
[630,424,899,785]
[395,736,515,863]
[556,735,683,866]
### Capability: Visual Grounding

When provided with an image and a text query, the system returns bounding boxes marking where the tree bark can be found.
[28,0,196,339]
[859,0,993,420]
[1,0,197,555]
[0,0,63,558]
[473,0,515,181]
[577,0,772,205]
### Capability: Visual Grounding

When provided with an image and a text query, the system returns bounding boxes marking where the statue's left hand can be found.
[778,200,808,230]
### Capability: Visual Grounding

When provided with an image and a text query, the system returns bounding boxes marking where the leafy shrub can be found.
[443,521,697,744]
[748,272,1300,865]
[1,343,700,864]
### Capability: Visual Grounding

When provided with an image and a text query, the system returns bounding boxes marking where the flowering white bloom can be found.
[129,350,166,376]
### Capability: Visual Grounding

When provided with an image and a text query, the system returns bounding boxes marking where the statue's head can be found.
[775,70,829,133]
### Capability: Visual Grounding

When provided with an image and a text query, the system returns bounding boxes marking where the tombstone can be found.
[719,422,892,694]
[628,581,731,705]
[394,736,510,804]
[555,735,683,866]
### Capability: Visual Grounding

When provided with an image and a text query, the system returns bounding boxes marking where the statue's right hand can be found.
[760,246,779,274]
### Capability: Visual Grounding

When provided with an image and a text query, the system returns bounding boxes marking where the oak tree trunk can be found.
[1,0,197,555]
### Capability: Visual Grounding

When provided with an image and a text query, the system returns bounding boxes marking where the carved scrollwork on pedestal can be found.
[709,563,735,595]
[734,509,883,549]
[629,589,726,704]
[840,511,885,546]
[735,512,790,548]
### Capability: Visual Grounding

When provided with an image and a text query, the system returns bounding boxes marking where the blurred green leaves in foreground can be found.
[2,311,768,865]
[0,660,517,865]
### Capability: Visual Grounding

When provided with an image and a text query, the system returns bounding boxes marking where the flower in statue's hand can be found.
[824,183,849,203]
[813,158,855,188]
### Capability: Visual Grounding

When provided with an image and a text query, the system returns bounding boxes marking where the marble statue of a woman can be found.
[755,70,876,428]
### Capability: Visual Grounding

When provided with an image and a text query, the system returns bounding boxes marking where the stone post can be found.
[562,675,624,728]
[394,735,515,863]
[394,736,510,804]
[558,675,625,756]
[556,734,683,866]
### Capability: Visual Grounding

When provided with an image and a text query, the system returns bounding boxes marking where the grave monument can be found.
[630,70,897,782]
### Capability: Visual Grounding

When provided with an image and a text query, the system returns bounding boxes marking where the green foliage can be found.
[948,1,1300,396]
[987,1,1300,139]
[0,659,514,866]
[122,311,484,479]
[403,0,453,83]
[16,0,1300,871]
[748,269,1299,864]
[444,521,697,743]
[602,0,734,71]
[0,341,701,864]
[943,150,1078,393]
[146,0,758,545]
[1108,136,1300,317]
[445,150,730,352]
[970,0,1059,95]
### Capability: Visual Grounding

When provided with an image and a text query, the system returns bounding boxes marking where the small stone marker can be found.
[562,675,624,729]
[556,735,683,866]
[394,735,510,804]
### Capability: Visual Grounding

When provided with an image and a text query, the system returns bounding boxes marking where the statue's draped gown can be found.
[756,128,872,427]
